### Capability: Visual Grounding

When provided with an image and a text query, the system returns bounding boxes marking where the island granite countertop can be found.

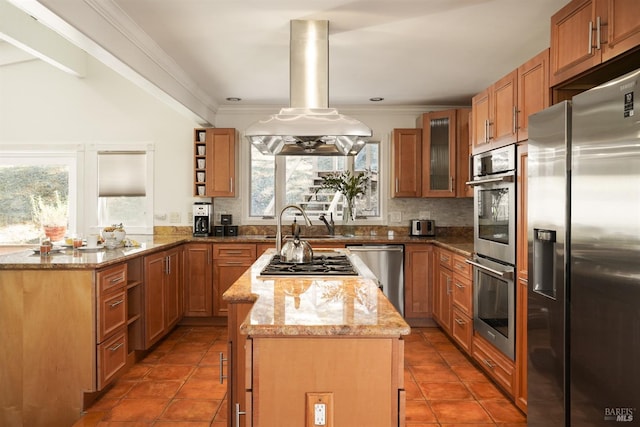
[223,248,411,337]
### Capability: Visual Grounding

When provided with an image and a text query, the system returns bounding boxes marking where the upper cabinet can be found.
[391,128,422,198]
[517,49,551,142]
[472,70,517,152]
[194,128,236,197]
[550,0,640,87]
[392,109,471,198]
[418,109,472,198]
[472,49,550,152]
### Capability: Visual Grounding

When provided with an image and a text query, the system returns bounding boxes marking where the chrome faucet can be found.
[276,204,312,254]
[318,212,335,235]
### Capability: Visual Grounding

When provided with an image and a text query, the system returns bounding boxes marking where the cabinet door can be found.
[550,0,600,86]
[437,267,453,334]
[144,252,166,348]
[392,128,422,197]
[517,49,550,142]
[165,248,182,329]
[455,108,473,198]
[214,259,254,317]
[471,89,491,151]
[491,70,518,147]
[206,128,236,197]
[601,0,640,62]
[403,244,434,319]
[421,110,456,197]
[184,243,213,317]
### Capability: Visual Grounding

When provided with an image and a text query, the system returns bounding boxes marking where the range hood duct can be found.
[245,20,372,156]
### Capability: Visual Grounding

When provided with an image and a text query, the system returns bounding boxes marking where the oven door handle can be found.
[465,259,514,280]
[465,173,514,186]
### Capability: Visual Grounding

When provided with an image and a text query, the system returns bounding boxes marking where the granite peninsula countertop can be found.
[223,249,411,337]
[0,233,473,269]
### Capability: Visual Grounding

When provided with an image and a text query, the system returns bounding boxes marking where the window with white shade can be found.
[86,144,154,235]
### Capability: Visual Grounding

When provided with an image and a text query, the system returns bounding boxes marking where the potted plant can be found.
[31,191,69,242]
[318,170,369,236]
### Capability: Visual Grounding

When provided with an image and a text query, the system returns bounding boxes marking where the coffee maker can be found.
[193,202,213,237]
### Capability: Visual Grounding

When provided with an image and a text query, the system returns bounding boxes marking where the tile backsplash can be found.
[212,197,473,228]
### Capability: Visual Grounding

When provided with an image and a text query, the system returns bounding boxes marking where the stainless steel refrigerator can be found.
[528,68,640,426]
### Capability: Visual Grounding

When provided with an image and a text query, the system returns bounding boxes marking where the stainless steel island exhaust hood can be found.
[245,20,372,156]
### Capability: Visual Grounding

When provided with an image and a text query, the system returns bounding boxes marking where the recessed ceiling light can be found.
[369,97,384,102]
[226,97,242,102]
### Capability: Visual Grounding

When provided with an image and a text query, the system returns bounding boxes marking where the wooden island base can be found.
[247,336,405,427]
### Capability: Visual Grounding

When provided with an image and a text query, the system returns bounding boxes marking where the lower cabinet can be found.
[96,263,128,389]
[472,333,515,397]
[144,246,183,348]
[183,243,213,317]
[213,244,256,317]
[227,301,254,427]
[403,244,435,322]
[433,248,454,333]
[246,336,405,427]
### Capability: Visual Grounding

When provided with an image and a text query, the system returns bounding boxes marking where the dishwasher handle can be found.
[346,245,404,252]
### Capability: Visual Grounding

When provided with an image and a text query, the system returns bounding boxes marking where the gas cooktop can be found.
[259,254,359,277]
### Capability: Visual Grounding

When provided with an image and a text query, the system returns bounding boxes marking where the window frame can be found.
[240,135,388,225]
[0,143,82,239]
[85,143,154,235]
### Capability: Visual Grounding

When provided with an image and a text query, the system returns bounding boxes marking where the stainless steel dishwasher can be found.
[346,244,404,316]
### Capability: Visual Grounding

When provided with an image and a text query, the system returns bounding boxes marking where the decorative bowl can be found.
[102,228,126,243]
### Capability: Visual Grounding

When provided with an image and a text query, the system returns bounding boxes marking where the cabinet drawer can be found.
[452,307,472,354]
[472,334,515,397]
[97,327,127,389]
[213,244,256,259]
[452,254,471,278]
[438,249,454,269]
[452,274,472,316]
[98,263,127,294]
[98,288,127,342]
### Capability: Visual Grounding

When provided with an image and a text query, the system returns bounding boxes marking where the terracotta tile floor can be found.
[74,326,526,426]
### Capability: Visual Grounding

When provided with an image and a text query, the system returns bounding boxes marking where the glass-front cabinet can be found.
[417,109,472,198]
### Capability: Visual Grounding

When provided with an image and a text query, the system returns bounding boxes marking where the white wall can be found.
[0,55,472,229]
[0,55,202,227]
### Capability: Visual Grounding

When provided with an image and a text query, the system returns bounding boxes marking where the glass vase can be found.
[342,198,356,237]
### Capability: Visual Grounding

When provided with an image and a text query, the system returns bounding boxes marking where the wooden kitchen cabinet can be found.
[403,244,435,323]
[391,128,422,197]
[517,49,550,142]
[549,0,640,87]
[473,333,516,397]
[213,244,256,317]
[194,128,236,197]
[472,49,550,152]
[416,109,472,198]
[514,143,529,412]
[227,301,254,427]
[96,263,128,389]
[434,248,473,354]
[144,246,183,348]
[246,336,405,426]
[433,248,454,334]
[472,70,518,152]
[183,243,213,317]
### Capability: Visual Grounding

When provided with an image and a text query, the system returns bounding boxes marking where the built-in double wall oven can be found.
[466,144,517,360]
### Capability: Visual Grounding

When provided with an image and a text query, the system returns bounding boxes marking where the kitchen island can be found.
[223,249,411,427]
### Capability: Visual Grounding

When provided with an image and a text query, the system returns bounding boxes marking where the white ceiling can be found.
[3,0,571,119]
